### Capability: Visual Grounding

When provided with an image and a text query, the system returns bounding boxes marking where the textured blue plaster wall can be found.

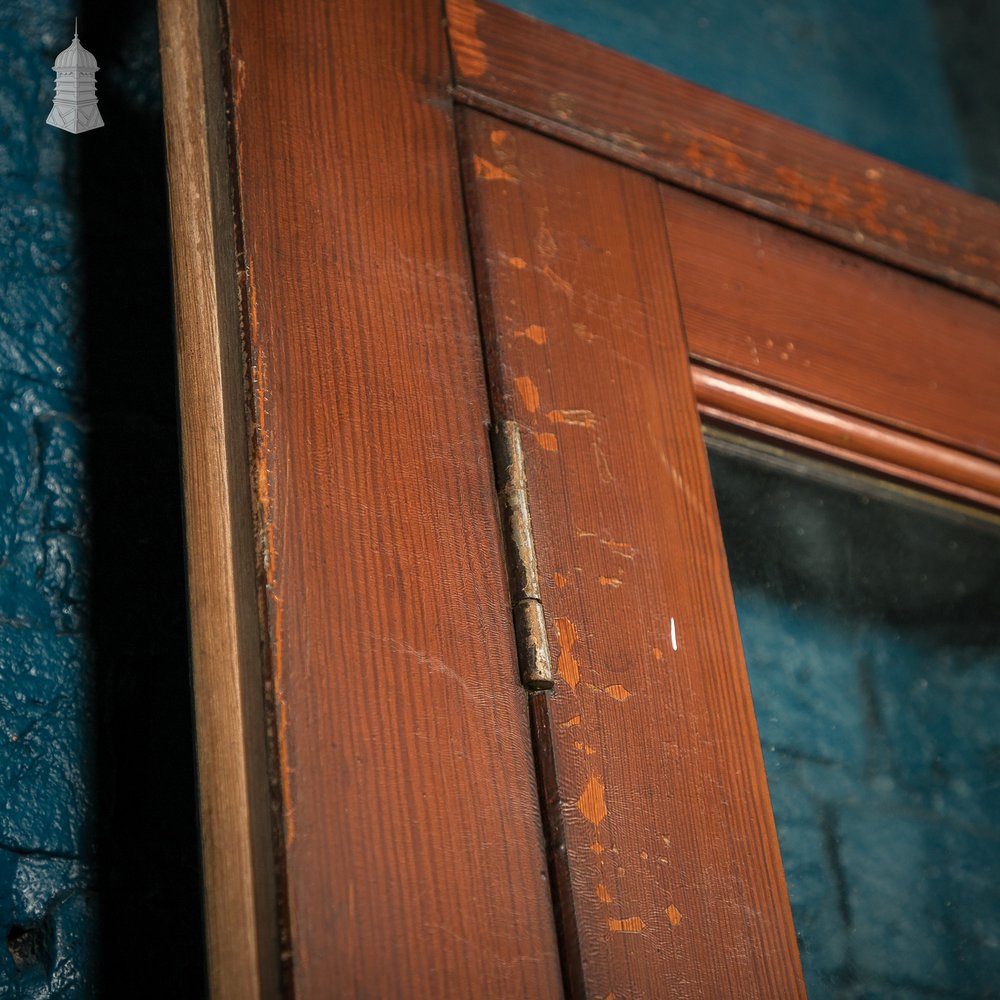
[1,2,202,996]
[1,1,98,993]
[502,0,976,191]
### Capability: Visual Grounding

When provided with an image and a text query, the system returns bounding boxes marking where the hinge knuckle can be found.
[491,421,554,691]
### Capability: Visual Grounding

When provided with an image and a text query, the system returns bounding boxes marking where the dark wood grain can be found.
[446,0,1000,305]
[461,108,805,998]
[664,187,1000,464]
[692,365,1000,513]
[223,1,563,995]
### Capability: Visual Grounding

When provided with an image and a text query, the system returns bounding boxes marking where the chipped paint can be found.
[513,323,547,344]
[605,684,631,702]
[553,571,568,588]
[596,883,613,904]
[513,375,540,414]
[573,322,596,343]
[447,0,487,77]
[652,647,663,661]
[561,715,582,729]
[508,256,528,269]
[608,916,646,933]
[547,408,597,428]
[473,155,518,182]
[590,841,605,854]
[577,775,607,825]
[555,616,581,690]
[536,432,558,452]
[599,576,623,588]
[490,128,510,147]
[666,905,683,926]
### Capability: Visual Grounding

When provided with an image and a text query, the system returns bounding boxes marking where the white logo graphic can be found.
[46,19,104,134]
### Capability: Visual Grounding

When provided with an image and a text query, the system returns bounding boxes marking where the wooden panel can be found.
[692,366,1000,513]
[157,0,279,995]
[223,1,562,995]
[461,109,805,997]
[446,0,1000,305]
[665,187,1000,463]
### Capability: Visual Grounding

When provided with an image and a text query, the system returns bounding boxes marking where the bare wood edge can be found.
[446,0,1000,306]
[157,0,281,996]
[692,365,1000,514]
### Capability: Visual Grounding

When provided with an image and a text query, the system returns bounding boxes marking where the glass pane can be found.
[706,430,1000,999]
[501,1,1000,202]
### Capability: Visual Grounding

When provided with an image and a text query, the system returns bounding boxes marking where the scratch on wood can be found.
[513,323,547,344]
[670,617,678,651]
[601,537,638,560]
[474,154,518,182]
[507,255,528,270]
[598,576,623,588]
[553,571,568,588]
[542,264,574,296]
[573,322,596,343]
[596,883,613,903]
[547,408,597,429]
[608,916,646,933]
[513,374,540,413]
[535,221,557,259]
[555,617,581,690]
[594,442,613,483]
[576,774,607,825]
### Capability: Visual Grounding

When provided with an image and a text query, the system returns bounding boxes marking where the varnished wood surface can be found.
[692,365,1000,513]
[446,0,1000,305]
[461,109,805,998]
[664,187,1000,464]
[223,1,562,995]
[157,0,280,995]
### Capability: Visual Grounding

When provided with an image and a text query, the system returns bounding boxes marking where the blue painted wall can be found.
[1,1,202,995]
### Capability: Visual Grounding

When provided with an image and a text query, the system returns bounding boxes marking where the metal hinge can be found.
[491,420,554,691]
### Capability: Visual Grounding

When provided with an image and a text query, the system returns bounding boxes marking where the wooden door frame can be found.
[158,0,1000,995]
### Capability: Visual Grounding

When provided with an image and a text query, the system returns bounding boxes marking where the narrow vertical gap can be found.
[447,89,587,998]
[214,0,295,995]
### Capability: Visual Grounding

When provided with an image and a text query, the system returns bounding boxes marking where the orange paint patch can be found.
[599,576,623,588]
[666,904,683,926]
[513,323,547,344]
[590,842,605,854]
[652,647,663,661]
[605,685,631,702]
[536,432,558,452]
[553,571,568,588]
[473,155,517,182]
[596,883,613,904]
[508,256,528,269]
[561,715,581,729]
[547,408,597,429]
[577,775,607,826]
[513,375,539,414]
[555,617,580,690]
[608,916,646,934]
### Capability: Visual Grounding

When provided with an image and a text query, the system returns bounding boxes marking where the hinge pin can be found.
[491,421,554,691]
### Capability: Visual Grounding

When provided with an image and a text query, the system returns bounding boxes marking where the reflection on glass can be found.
[707,431,1000,1000]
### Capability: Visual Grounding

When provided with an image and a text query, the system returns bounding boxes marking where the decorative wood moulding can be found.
[692,366,1000,513]
[446,0,1000,305]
